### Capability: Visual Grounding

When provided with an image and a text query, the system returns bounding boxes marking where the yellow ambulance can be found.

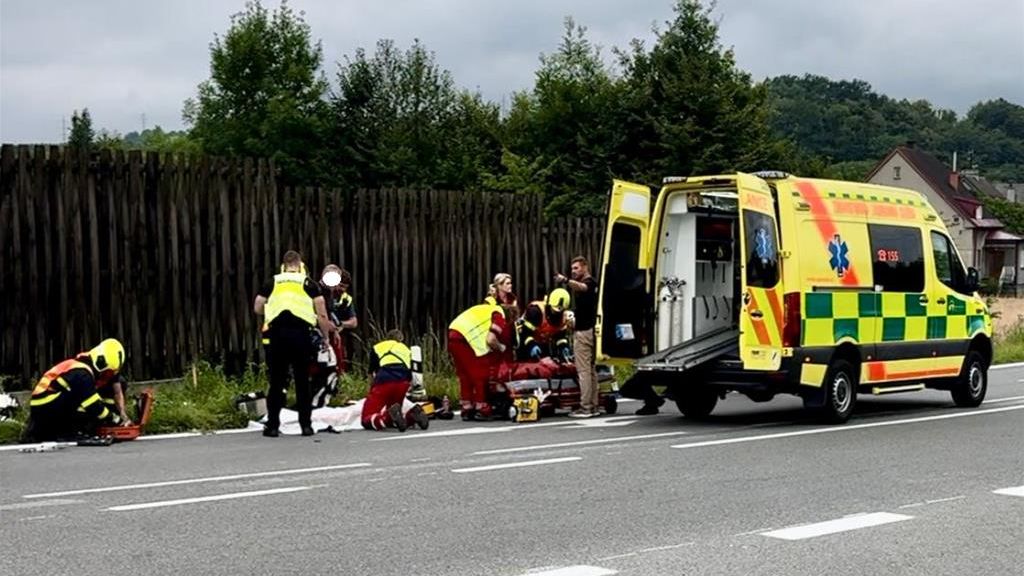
[597,172,992,422]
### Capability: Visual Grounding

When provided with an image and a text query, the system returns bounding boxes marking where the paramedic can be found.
[360,330,429,432]
[448,301,507,421]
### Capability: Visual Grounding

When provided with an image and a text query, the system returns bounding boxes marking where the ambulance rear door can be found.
[597,180,652,363]
[737,173,784,371]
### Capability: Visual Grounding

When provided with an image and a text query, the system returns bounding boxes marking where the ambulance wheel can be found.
[822,359,857,424]
[603,396,618,415]
[951,350,987,408]
[674,387,718,419]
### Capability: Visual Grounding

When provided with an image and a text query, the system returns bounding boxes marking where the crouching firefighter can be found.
[517,288,573,362]
[23,339,128,442]
[361,330,429,432]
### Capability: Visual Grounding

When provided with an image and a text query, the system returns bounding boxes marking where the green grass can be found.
[0,419,25,444]
[144,362,257,434]
[994,320,1024,365]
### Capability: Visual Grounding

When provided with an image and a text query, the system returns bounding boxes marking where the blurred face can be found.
[498,277,512,296]
[570,261,587,280]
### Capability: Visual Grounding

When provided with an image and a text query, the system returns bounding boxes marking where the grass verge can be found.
[993,320,1024,365]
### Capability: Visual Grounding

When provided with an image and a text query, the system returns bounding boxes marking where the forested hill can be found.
[765,75,1024,182]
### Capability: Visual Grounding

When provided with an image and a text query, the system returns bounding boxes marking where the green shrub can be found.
[994,321,1024,364]
[145,362,256,434]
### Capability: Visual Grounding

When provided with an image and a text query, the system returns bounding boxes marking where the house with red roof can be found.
[867,144,1023,285]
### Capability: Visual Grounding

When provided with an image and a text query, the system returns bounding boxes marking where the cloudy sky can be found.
[1,0,1022,143]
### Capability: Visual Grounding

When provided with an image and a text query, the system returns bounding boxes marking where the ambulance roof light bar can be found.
[752,170,790,180]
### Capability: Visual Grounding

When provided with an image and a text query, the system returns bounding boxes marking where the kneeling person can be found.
[361,330,428,432]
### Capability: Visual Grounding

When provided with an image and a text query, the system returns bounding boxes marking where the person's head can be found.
[492,273,513,297]
[546,287,571,322]
[570,256,589,280]
[321,264,351,293]
[88,338,125,375]
[385,329,404,343]
[281,250,305,274]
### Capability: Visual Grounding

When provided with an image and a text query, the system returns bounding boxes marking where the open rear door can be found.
[597,180,652,363]
[737,173,784,371]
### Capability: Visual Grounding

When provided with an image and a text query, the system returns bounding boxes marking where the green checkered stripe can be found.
[802,292,982,347]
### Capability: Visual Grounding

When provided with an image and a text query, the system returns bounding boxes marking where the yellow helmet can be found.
[89,338,125,373]
[547,288,571,312]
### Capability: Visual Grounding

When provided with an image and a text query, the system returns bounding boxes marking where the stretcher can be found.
[486,358,618,422]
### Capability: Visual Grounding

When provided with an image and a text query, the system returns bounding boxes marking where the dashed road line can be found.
[0,498,82,511]
[452,456,581,474]
[107,485,318,511]
[520,566,617,576]
[472,431,687,455]
[761,512,913,540]
[23,462,371,499]
[993,485,1024,498]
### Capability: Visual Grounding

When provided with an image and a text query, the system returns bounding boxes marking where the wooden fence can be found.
[0,144,605,385]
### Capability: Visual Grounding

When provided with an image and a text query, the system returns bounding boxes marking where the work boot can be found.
[634,403,660,416]
[388,404,408,432]
[460,409,475,422]
[262,426,280,438]
[408,404,430,430]
[300,426,315,437]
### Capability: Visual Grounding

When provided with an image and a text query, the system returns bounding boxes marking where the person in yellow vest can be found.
[516,288,573,362]
[254,250,335,437]
[448,301,507,421]
[23,338,128,442]
[360,330,429,432]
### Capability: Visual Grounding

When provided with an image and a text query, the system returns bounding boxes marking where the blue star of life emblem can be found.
[828,234,850,277]
[754,228,773,264]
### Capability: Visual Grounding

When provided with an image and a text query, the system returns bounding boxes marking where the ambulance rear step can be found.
[635,326,739,372]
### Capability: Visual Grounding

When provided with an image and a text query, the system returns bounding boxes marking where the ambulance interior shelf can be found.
[656,192,740,353]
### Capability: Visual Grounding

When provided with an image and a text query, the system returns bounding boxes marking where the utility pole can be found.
[141,113,147,132]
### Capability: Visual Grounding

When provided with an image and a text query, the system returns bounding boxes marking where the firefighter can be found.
[516,288,573,362]
[448,301,506,421]
[23,338,128,442]
[360,330,429,432]
[254,250,336,438]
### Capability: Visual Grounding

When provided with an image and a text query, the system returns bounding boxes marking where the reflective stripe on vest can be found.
[264,272,317,327]
[32,359,91,398]
[373,340,412,369]
[449,304,502,357]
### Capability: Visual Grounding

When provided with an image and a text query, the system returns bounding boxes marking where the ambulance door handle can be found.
[918,296,929,304]
[750,310,764,319]
[935,297,946,305]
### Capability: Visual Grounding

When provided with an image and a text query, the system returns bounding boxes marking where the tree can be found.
[183,0,328,183]
[329,39,502,190]
[615,0,779,187]
[68,109,94,152]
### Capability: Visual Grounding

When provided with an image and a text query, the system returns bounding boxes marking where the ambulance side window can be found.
[869,224,924,292]
[742,210,779,288]
[931,231,967,292]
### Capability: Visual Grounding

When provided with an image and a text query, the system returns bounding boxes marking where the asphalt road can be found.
[2,366,1023,576]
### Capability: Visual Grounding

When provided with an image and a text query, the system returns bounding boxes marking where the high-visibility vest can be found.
[373,340,411,369]
[519,301,568,346]
[450,303,502,357]
[264,272,317,327]
[31,358,91,405]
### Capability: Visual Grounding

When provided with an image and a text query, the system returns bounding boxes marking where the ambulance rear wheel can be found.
[951,350,987,407]
[675,387,718,419]
[822,359,857,424]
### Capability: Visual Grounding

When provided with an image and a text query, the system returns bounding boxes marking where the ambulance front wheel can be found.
[951,350,987,408]
[822,358,857,424]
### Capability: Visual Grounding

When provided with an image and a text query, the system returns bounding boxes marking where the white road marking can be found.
[371,421,571,441]
[898,495,965,509]
[569,417,638,428]
[521,566,617,576]
[473,432,687,455]
[107,486,315,511]
[23,462,371,499]
[20,515,56,521]
[984,395,1024,404]
[452,456,581,474]
[671,404,1024,450]
[993,485,1024,497]
[761,512,913,540]
[991,361,1024,370]
[0,498,82,511]
[596,552,638,561]
[636,542,695,553]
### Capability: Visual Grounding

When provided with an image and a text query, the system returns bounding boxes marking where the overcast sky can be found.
[1,0,1022,143]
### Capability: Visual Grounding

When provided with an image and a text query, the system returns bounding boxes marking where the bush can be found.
[145,362,257,434]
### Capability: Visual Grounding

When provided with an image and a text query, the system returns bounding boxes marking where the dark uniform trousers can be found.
[265,325,315,430]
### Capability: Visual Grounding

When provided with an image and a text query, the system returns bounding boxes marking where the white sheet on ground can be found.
[246,398,418,435]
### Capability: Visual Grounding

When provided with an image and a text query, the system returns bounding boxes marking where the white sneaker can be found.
[568,408,593,419]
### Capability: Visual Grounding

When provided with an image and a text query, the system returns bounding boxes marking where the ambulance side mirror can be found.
[966,267,980,293]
